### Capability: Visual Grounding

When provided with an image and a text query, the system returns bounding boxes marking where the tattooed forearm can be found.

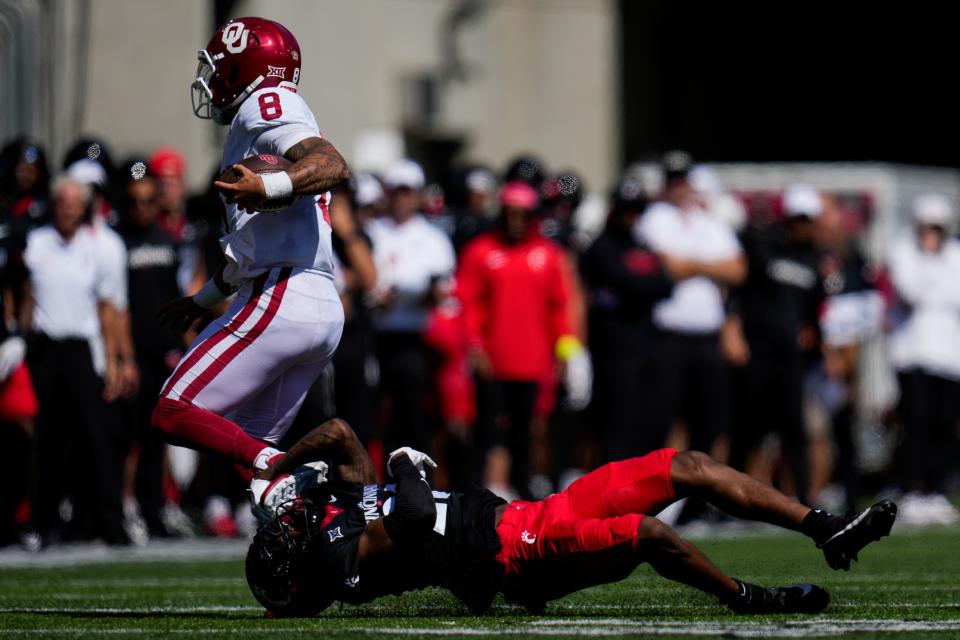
[284,137,350,195]
[270,418,376,485]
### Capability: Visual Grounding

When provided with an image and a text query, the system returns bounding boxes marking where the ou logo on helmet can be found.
[222,22,249,53]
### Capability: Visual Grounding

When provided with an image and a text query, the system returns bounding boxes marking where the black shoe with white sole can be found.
[725,580,830,614]
[820,500,897,571]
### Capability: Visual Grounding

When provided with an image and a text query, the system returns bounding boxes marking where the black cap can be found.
[503,154,546,188]
[63,138,115,175]
[661,150,693,181]
[610,176,648,214]
[119,158,154,186]
[541,170,584,207]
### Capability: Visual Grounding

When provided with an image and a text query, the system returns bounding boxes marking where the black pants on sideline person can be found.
[332,324,378,446]
[591,339,666,463]
[650,331,728,453]
[126,357,175,535]
[474,378,538,498]
[282,363,336,449]
[26,334,125,545]
[728,349,810,504]
[376,332,431,457]
[896,369,960,494]
[0,422,30,545]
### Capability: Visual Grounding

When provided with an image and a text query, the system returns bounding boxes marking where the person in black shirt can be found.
[0,138,50,230]
[283,181,378,450]
[245,419,897,618]
[0,209,37,545]
[580,178,675,460]
[116,160,185,538]
[725,185,825,505]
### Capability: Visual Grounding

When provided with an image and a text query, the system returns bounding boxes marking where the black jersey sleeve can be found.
[383,455,436,544]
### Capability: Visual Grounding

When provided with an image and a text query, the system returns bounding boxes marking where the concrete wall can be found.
[80,1,214,188]
[73,0,616,191]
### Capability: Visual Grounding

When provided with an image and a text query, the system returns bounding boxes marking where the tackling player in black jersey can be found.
[246,419,896,617]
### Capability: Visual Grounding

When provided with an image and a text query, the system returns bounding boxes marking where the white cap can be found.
[689,165,721,195]
[783,184,822,219]
[466,168,496,194]
[354,173,384,208]
[384,158,425,190]
[912,193,954,227]
[66,159,108,188]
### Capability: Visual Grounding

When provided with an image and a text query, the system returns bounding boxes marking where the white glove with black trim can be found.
[249,460,330,523]
[388,447,437,479]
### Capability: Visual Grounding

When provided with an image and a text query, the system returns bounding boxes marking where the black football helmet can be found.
[245,497,334,617]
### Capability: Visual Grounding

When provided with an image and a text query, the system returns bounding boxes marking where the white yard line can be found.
[3,578,246,588]
[351,620,960,638]
[0,540,249,569]
[3,601,958,614]
[0,605,259,614]
[2,616,960,638]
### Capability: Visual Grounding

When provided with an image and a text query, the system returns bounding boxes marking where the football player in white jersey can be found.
[152,17,350,499]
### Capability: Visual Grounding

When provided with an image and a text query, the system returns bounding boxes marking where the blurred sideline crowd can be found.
[1,137,958,550]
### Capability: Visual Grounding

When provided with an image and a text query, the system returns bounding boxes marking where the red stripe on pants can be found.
[179,267,292,404]
[160,272,269,398]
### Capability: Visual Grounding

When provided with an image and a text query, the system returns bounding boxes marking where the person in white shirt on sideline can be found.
[21,176,127,546]
[888,193,960,526]
[634,151,746,456]
[65,159,138,402]
[365,158,457,458]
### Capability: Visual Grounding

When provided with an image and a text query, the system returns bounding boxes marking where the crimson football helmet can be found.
[192,17,301,124]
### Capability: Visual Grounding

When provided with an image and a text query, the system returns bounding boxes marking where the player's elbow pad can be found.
[383,456,436,543]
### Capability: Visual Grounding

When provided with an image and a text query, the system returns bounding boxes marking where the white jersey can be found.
[636,201,742,334]
[219,86,335,286]
[889,236,960,380]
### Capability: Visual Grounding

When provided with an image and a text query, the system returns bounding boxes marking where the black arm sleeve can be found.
[382,455,437,544]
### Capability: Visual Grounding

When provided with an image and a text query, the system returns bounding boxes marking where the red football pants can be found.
[495,448,678,601]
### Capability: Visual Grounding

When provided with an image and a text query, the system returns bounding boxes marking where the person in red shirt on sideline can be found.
[457,181,582,499]
[148,147,207,296]
[422,278,476,489]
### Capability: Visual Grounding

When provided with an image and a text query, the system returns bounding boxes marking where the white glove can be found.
[250,460,329,523]
[564,348,593,411]
[388,447,437,479]
[0,335,26,382]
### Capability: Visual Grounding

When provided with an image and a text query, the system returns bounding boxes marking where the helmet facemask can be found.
[191,48,254,125]
[246,497,333,617]
[191,49,217,120]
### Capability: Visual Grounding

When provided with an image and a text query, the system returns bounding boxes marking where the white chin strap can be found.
[224,75,266,112]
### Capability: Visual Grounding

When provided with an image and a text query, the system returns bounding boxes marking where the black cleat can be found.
[725,581,830,615]
[820,500,897,570]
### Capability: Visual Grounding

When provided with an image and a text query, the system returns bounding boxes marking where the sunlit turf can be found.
[2,526,958,638]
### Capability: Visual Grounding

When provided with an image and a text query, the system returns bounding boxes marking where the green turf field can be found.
[1,526,958,639]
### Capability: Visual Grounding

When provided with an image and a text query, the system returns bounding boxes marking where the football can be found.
[217,154,297,212]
